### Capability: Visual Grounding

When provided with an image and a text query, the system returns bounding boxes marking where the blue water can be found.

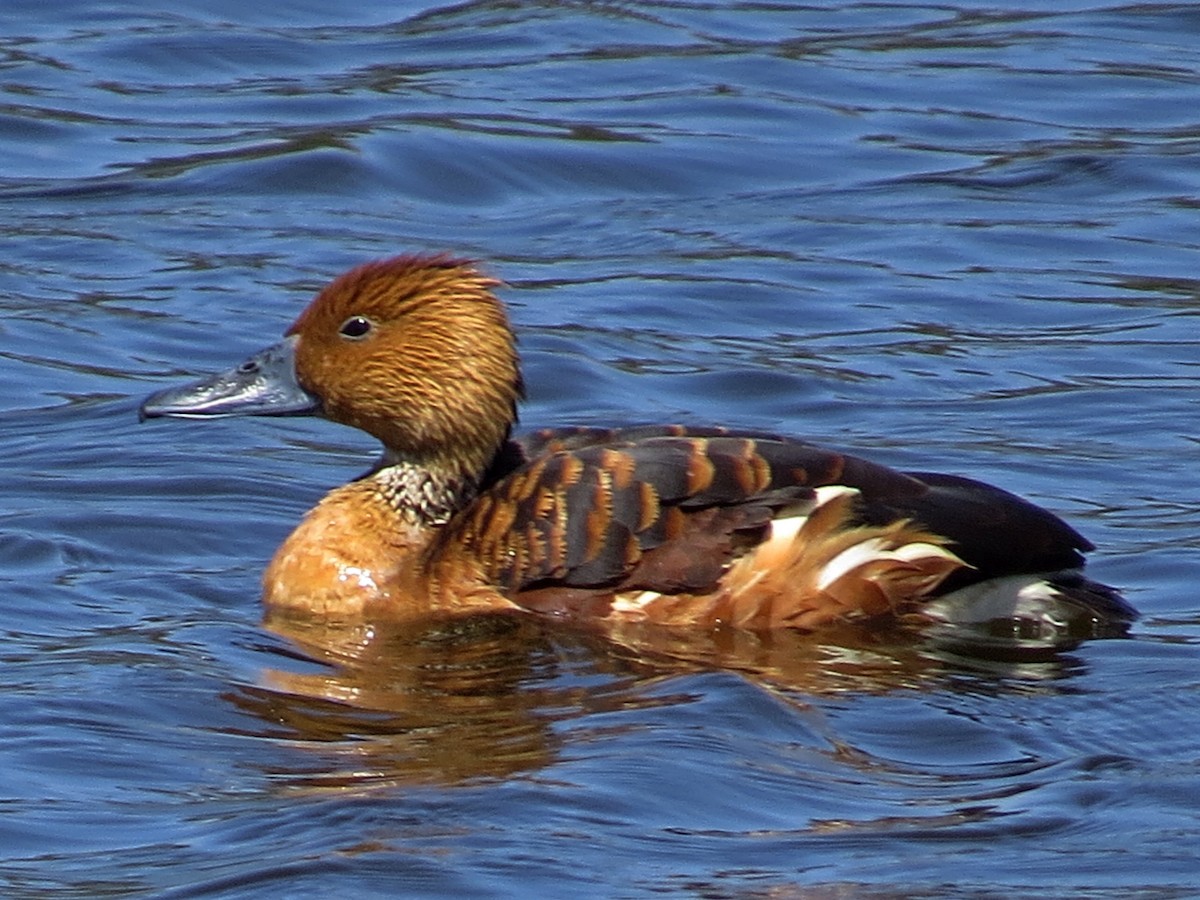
[2,1,1199,896]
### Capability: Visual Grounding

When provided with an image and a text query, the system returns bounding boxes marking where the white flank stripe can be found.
[813,484,859,506]
[893,542,960,564]
[764,485,861,550]
[611,590,662,613]
[767,513,806,545]
[817,541,958,591]
[817,538,889,590]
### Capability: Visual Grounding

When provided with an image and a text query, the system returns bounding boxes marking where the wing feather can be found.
[430,426,1095,601]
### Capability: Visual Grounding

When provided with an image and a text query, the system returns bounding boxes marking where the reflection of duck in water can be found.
[234,610,1083,792]
[228,614,569,788]
[142,255,1135,644]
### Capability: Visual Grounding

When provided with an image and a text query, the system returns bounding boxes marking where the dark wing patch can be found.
[871,471,1093,581]
[436,427,1099,601]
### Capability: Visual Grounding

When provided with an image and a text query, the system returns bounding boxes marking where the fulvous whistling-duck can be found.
[141,255,1136,638]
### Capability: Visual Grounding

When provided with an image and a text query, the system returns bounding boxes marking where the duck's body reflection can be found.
[231,610,1080,791]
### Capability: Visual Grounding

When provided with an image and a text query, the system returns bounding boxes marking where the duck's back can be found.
[425,426,1130,631]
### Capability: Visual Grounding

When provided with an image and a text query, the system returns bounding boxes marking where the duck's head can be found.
[141,255,523,478]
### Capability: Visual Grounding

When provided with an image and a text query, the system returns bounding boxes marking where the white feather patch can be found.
[817,540,959,591]
[922,575,1066,626]
[765,513,806,546]
[760,484,861,553]
[817,538,889,590]
[611,589,662,613]
[813,484,860,506]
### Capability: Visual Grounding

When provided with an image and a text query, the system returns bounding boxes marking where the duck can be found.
[140,254,1137,637]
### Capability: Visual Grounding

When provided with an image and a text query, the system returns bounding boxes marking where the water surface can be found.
[2,2,1199,896]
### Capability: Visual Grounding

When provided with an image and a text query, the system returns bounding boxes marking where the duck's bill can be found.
[139,335,320,421]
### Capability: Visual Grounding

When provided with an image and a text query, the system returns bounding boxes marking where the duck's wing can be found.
[432,430,1092,603]
[481,424,787,485]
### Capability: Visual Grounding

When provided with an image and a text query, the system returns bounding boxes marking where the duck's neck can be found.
[370,456,481,527]
[375,424,525,518]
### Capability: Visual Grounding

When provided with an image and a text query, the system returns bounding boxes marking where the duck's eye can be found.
[339,316,373,339]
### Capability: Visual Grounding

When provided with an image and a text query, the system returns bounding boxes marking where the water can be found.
[2,1,1199,896]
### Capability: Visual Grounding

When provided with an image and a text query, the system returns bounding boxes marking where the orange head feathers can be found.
[289,256,523,478]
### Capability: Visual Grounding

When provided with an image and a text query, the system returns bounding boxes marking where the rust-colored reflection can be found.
[592,618,948,695]
[228,611,584,788]
[595,616,1088,695]
[230,609,1082,791]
